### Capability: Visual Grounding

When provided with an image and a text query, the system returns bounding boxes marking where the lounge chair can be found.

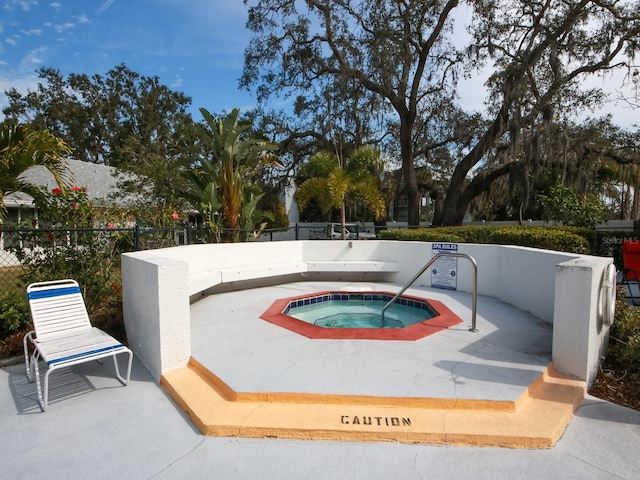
[23,279,133,411]
[622,239,640,306]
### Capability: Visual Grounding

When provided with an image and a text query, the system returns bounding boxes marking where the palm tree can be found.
[0,122,72,221]
[182,108,280,242]
[295,146,386,238]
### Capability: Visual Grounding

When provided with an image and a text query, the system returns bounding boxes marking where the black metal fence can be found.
[0,225,189,298]
[0,222,389,297]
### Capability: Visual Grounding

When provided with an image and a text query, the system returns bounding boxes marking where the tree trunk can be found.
[399,116,420,227]
[433,96,511,226]
[434,188,467,226]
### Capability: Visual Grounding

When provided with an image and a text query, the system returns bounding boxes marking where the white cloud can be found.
[50,2,61,9]
[0,45,48,121]
[171,75,183,88]
[74,14,90,24]
[20,46,47,67]
[5,0,39,11]
[5,37,18,46]
[97,0,116,15]
[21,28,43,36]
[54,22,75,33]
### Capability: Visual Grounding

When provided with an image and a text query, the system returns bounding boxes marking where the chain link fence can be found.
[0,222,391,297]
[0,226,193,304]
[0,224,204,355]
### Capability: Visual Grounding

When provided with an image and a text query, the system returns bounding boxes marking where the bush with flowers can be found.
[1,187,190,356]
[5,187,130,349]
[39,186,94,228]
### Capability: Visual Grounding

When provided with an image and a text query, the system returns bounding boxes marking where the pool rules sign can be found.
[431,243,458,290]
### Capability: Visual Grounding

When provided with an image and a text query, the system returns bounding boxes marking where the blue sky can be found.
[0,0,636,128]
[0,0,255,121]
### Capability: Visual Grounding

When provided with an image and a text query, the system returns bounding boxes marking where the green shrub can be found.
[378,229,464,243]
[10,229,123,317]
[378,225,589,254]
[607,286,640,375]
[537,184,608,229]
[0,294,31,339]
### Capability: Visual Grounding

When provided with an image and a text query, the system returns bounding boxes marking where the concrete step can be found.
[161,358,585,449]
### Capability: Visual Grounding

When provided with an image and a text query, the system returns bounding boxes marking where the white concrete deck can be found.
[1,281,638,477]
[2,351,640,479]
[191,281,552,403]
[1,279,639,476]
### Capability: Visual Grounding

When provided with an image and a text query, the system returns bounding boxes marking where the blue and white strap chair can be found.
[23,279,133,411]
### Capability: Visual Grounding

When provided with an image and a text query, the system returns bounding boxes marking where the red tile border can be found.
[260,291,463,341]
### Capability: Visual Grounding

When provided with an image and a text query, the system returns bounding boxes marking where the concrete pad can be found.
[161,281,593,448]
[2,358,640,479]
[190,282,552,402]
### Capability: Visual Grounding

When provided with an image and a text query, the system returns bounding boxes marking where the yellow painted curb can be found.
[188,357,517,412]
[161,359,585,449]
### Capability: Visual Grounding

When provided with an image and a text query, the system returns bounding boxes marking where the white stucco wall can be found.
[122,240,613,384]
[553,256,613,386]
[122,251,190,378]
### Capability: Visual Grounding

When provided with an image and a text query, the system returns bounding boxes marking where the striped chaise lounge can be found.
[23,279,133,411]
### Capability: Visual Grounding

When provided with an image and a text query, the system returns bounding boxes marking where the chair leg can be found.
[42,369,51,412]
[112,350,133,386]
[630,282,640,306]
[23,339,30,381]
[125,350,133,384]
[33,359,47,412]
[29,353,37,383]
[23,331,35,382]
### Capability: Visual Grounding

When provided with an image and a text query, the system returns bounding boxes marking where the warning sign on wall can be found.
[431,243,458,290]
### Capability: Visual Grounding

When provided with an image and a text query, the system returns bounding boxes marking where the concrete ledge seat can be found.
[189,271,223,296]
[306,261,400,272]
[219,262,308,283]
[188,260,399,295]
[189,262,308,296]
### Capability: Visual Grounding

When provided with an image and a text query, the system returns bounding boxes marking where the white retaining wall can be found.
[122,240,614,386]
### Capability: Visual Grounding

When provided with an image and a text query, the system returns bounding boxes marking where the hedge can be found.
[378,225,590,254]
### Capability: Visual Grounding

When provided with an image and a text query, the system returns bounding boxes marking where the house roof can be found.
[4,158,139,208]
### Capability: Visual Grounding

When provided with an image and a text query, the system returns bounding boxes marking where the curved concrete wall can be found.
[122,240,614,386]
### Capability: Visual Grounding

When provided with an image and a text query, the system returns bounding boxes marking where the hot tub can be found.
[260,290,463,340]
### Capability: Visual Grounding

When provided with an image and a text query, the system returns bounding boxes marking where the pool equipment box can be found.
[431,243,458,290]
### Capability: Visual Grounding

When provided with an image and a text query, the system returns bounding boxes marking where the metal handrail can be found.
[381,252,479,332]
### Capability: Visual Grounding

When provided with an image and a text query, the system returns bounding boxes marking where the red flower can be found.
[71,202,78,209]
[172,212,179,219]
[46,233,55,242]
[71,186,83,192]
[52,188,62,195]
[107,223,116,230]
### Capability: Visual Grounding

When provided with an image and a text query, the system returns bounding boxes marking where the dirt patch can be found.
[589,367,640,411]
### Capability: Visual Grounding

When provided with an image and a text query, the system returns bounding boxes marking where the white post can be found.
[552,257,612,385]
[122,252,190,381]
